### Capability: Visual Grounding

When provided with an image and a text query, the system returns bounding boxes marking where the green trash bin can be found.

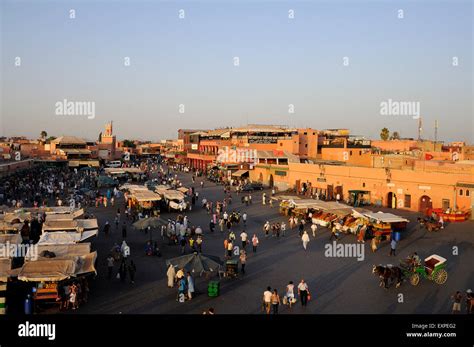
[208,281,220,297]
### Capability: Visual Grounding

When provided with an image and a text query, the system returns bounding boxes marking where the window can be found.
[359,151,362,155]
[362,183,366,188]
[313,133,316,135]
[280,143,283,146]
[467,190,470,197]
[350,151,353,155]
[304,132,307,135]
[404,194,411,208]
[305,144,308,148]
[459,189,463,196]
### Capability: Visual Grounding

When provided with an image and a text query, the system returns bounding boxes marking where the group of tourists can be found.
[58,278,90,311]
[451,289,473,314]
[166,265,196,301]
[263,279,311,314]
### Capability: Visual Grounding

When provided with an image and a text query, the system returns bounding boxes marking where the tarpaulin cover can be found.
[17,259,77,282]
[26,243,91,260]
[38,230,98,245]
[163,190,185,201]
[362,212,409,223]
[17,252,97,282]
[42,219,98,231]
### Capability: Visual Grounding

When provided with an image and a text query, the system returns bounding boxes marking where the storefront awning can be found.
[232,170,249,177]
[362,212,409,223]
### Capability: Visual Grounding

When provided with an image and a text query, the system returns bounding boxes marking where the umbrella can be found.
[97,176,117,187]
[133,217,166,230]
[166,253,223,275]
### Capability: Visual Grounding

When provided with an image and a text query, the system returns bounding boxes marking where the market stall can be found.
[361,211,409,237]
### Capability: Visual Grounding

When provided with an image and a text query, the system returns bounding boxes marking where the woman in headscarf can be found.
[166,264,176,288]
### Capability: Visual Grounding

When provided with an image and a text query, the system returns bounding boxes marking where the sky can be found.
[0,0,472,143]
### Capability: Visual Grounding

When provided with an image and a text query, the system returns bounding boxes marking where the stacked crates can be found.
[208,281,220,297]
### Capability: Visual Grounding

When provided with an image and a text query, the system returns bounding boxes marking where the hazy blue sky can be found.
[1,0,472,142]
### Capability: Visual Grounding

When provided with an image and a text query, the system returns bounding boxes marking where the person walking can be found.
[465,289,473,314]
[103,221,111,237]
[389,238,397,256]
[242,212,247,226]
[239,251,247,274]
[452,291,463,314]
[187,272,195,300]
[329,225,339,241]
[298,279,310,307]
[240,230,248,250]
[263,287,272,314]
[298,221,304,237]
[262,193,266,205]
[252,234,259,253]
[263,221,270,238]
[271,289,281,314]
[167,264,176,288]
[196,235,203,253]
[106,254,114,280]
[227,240,233,258]
[286,281,295,308]
[180,236,187,254]
[281,222,286,237]
[209,219,215,233]
[128,260,136,284]
[119,259,127,282]
[302,231,310,251]
[177,277,187,302]
[311,223,317,238]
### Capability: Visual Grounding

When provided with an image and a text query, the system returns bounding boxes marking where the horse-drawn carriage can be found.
[373,254,448,289]
[403,254,448,286]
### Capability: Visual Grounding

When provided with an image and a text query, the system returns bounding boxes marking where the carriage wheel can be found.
[434,269,448,284]
[410,273,420,286]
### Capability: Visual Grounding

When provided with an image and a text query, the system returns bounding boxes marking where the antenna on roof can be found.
[417,116,422,141]
[434,119,438,143]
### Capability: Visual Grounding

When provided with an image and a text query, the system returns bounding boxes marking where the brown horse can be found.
[372,265,403,289]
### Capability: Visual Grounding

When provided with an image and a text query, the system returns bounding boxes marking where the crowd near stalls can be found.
[277,197,410,251]
[0,162,109,314]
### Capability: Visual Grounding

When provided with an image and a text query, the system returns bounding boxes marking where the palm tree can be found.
[380,128,390,141]
[40,131,47,140]
[391,131,401,140]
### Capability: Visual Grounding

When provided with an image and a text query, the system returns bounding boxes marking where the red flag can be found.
[425,153,434,160]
